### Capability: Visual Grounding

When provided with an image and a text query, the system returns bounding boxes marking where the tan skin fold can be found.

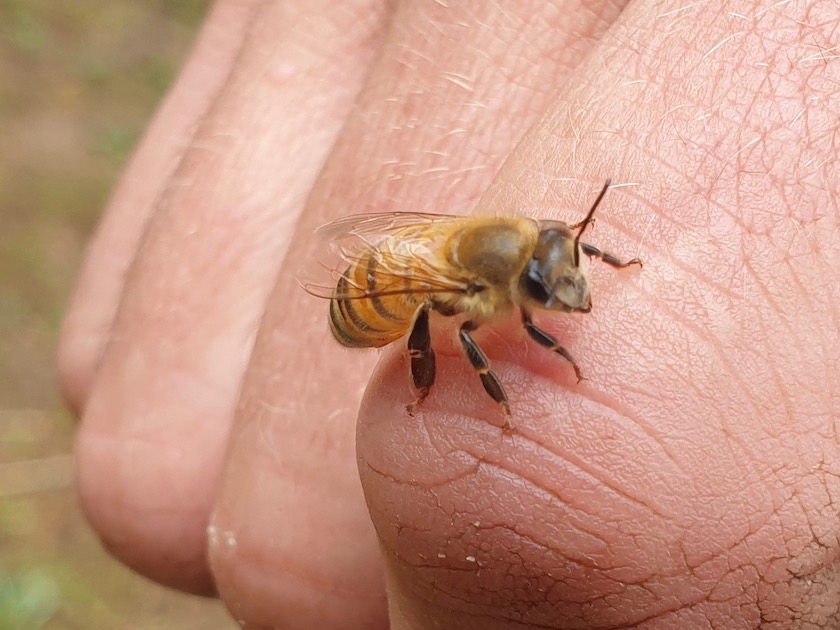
[60,0,839,628]
[57,0,262,414]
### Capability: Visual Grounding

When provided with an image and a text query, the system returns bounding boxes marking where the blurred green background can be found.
[0,1,234,627]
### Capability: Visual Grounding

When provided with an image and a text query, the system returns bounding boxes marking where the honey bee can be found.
[302,179,641,429]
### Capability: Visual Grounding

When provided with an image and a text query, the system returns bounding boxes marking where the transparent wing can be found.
[312,212,461,243]
[298,212,474,300]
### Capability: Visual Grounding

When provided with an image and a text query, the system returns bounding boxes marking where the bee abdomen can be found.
[328,252,414,348]
[328,295,409,347]
[329,297,370,347]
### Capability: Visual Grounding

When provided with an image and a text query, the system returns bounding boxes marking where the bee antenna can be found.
[573,179,611,267]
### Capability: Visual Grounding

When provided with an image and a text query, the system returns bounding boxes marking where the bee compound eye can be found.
[521,267,552,305]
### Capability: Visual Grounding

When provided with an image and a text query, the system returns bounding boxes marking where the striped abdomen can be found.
[329,245,426,348]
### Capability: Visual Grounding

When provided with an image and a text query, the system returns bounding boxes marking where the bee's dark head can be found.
[518,222,591,312]
[517,180,609,312]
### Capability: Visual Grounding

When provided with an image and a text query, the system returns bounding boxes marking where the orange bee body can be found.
[303,180,641,429]
[328,215,540,347]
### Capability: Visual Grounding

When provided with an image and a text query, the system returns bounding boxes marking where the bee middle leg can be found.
[521,310,584,382]
[458,321,512,430]
[406,305,435,415]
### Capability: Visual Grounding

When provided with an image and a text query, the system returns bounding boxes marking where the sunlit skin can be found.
[59,0,839,628]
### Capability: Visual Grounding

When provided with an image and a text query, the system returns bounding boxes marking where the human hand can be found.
[59,0,840,627]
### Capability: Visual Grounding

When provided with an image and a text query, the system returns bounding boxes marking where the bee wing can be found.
[312,211,460,243]
[299,212,474,300]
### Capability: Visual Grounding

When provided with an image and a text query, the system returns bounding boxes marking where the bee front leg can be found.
[521,310,585,382]
[458,321,512,431]
[580,242,643,269]
[406,305,435,416]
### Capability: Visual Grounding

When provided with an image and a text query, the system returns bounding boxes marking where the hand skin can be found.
[58,0,840,628]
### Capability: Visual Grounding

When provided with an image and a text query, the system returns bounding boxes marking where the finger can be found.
[209,0,633,628]
[58,0,261,414]
[359,1,840,627]
[74,0,389,594]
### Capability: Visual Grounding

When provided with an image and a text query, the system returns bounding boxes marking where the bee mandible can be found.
[302,179,642,430]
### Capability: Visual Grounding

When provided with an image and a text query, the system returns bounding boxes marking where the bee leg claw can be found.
[405,388,429,416]
[501,407,514,433]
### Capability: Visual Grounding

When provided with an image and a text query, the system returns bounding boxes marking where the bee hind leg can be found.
[406,305,435,416]
[521,310,585,382]
[458,321,512,431]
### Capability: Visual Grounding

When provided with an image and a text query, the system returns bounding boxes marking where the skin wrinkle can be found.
[632,15,828,188]
[372,464,608,564]
[637,284,761,411]
[414,373,690,526]
[716,438,783,527]
[366,418,716,624]
[370,458,624,560]
[469,428,675,520]
[699,519,781,581]
[393,536,710,630]
[459,520,615,573]
[406,580,563,630]
[487,336,688,468]
[570,388,687,478]
[796,495,835,554]
[396,536,591,608]
[738,260,806,419]
[365,458,481,490]
[417,338,691,481]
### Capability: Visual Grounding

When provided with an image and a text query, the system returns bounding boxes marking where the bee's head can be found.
[518,181,609,313]
[519,222,591,312]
